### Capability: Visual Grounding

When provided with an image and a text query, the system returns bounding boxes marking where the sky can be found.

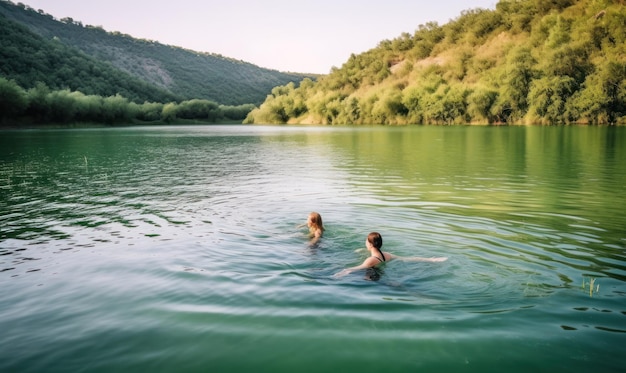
[20,0,497,74]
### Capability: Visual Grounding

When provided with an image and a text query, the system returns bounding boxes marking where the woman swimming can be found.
[298,212,324,245]
[334,232,447,277]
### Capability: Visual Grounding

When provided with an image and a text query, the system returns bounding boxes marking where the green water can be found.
[1,125,624,373]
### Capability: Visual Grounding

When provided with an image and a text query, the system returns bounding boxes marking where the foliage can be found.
[0,76,27,121]
[526,76,577,124]
[0,77,254,126]
[246,0,626,125]
[0,8,178,104]
[0,0,314,106]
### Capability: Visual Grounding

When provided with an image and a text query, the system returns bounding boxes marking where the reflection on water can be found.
[0,125,625,372]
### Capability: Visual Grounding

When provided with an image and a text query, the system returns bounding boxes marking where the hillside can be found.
[0,0,313,106]
[245,0,626,125]
[0,12,179,104]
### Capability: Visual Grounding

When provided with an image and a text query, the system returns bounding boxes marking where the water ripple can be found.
[1,126,625,372]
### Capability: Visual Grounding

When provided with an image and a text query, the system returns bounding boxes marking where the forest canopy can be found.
[245,0,626,125]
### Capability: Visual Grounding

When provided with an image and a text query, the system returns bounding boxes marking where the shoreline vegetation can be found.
[0,78,255,127]
[1,0,625,128]
[244,0,626,126]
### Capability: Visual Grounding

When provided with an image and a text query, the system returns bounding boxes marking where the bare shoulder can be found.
[382,251,397,260]
[363,256,382,267]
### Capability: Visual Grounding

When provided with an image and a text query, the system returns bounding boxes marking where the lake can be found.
[1,125,624,373]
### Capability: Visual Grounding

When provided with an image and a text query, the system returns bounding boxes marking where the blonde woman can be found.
[298,212,324,245]
[334,232,447,277]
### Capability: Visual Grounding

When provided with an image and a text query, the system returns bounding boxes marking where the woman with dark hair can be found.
[334,232,447,277]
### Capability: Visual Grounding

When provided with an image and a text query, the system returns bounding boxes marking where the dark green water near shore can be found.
[1,125,624,373]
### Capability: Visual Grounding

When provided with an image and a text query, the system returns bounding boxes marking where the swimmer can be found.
[334,232,447,277]
[298,212,324,245]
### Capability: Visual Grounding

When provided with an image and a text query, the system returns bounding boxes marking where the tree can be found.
[219,104,255,121]
[102,94,134,124]
[25,82,51,122]
[74,93,104,122]
[176,99,219,121]
[47,89,78,123]
[344,97,361,124]
[402,86,424,124]
[534,0,575,15]
[0,77,27,123]
[497,0,535,33]
[137,102,164,121]
[526,76,576,124]
[492,47,536,122]
[371,89,407,124]
[542,44,592,84]
[468,86,498,123]
[161,103,178,123]
[570,61,626,124]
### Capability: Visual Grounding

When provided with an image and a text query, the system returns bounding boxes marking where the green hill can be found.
[245,0,626,125]
[0,0,313,106]
[0,8,179,104]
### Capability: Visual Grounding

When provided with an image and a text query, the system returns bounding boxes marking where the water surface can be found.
[1,125,625,373]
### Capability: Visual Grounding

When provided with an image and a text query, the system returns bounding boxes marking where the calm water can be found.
[1,125,624,373]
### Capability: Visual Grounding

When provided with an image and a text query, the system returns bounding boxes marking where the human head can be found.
[366,232,383,250]
[307,212,323,229]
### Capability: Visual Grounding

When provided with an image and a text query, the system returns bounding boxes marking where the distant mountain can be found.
[0,0,315,105]
[245,0,625,125]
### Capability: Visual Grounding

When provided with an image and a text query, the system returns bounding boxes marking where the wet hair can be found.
[308,212,324,231]
[367,232,383,249]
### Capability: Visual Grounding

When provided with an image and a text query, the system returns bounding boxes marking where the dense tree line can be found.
[0,0,314,106]
[245,0,626,125]
[0,77,254,126]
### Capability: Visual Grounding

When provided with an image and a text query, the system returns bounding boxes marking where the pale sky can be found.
[21,0,497,74]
